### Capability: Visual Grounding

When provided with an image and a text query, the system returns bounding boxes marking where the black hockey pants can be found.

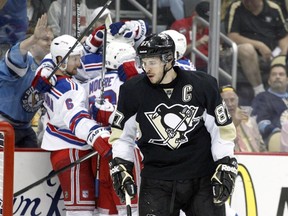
[138,176,225,216]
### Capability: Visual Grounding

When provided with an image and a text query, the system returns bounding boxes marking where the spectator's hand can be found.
[196,35,209,46]
[256,42,272,61]
[33,13,50,41]
[236,107,251,122]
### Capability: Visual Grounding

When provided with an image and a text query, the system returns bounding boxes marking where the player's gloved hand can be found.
[114,20,147,41]
[109,21,125,36]
[117,60,139,82]
[91,98,114,126]
[87,126,111,157]
[109,157,137,203]
[211,156,238,206]
[83,25,105,53]
[31,67,57,93]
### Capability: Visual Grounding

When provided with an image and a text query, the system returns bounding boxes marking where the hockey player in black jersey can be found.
[109,33,238,216]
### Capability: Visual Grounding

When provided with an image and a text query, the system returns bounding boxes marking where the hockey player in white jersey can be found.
[160,29,196,71]
[85,41,141,216]
[38,34,112,216]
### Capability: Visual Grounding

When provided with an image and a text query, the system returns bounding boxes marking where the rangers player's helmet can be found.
[105,41,136,70]
[137,33,175,63]
[50,34,83,68]
[160,30,187,60]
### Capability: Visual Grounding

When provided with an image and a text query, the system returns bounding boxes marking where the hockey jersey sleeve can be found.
[4,42,30,78]
[109,83,138,162]
[197,74,236,161]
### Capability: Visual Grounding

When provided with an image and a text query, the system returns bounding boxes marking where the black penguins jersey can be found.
[109,66,236,180]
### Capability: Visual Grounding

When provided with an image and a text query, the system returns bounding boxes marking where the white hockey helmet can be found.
[161,30,187,59]
[50,34,83,70]
[105,41,136,70]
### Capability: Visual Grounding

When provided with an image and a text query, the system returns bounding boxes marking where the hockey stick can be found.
[98,13,113,104]
[95,154,100,198]
[47,0,114,80]
[13,150,98,197]
[125,190,132,216]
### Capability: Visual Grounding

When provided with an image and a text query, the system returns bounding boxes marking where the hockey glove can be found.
[109,21,125,36]
[87,126,111,157]
[83,25,105,53]
[91,98,114,126]
[117,60,139,82]
[31,67,57,93]
[211,156,238,206]
[109,157,137,203]
[110,20,148,41]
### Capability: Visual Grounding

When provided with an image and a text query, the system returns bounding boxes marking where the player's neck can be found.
[161,68,177,84]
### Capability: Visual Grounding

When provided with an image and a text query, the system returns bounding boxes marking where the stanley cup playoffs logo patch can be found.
[145,104,201,150]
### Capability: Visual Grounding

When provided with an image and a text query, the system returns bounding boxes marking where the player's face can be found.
[66,55,82,75]
[220,91,239,116]
[141,57,165,84]
[268,66,288,92]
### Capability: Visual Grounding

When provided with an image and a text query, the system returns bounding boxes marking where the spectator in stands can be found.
[220,85,266,152]
[170,1,209,72]
[225,0,288,96]
[0,14,53,148]
[27,0,52,35]
[0,0,28,58]
[0,0,7,9]
[280,115,288,151]
[273,0,288,21]
[47,0,90,37]
[251,55,288,151]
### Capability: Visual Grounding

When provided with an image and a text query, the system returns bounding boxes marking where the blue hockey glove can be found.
[109,21,125,36]
[31,67,57,93]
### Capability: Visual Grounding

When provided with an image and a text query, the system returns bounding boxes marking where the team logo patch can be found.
[21,86,44,113]
[82,190,89,198]
[145,104,201,150]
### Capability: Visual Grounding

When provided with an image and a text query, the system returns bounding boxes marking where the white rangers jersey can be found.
[84,69,124,118]
[41,75,100,151]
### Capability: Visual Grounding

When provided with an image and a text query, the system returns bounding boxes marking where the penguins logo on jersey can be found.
[145,103,201,150]
[21,86,44,113]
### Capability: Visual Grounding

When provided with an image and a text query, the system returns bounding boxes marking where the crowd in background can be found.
[1,0,288,216]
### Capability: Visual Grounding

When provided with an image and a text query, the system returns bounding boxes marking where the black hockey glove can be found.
[109,157,137,203]
[211,156,238,206]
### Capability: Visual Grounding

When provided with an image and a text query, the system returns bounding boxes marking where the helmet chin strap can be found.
[156,63,173,85]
